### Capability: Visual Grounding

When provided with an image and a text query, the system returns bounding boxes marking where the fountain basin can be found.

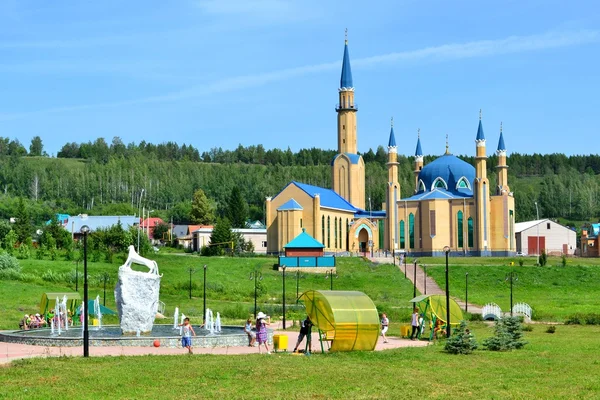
[0,324,273,348]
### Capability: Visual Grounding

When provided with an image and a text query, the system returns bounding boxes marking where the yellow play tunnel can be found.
[273,334,288,352]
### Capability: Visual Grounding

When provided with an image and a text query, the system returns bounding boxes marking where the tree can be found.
[169,201,192,224]
[445,321,478,354]
[191,189,215,225]
[0,221,12,248]
[29,136,43,156]
[13,197,32,243]
[208,218,233,256]
[483,316,527,351]
[153,222,170,242]
[226,186,248,228]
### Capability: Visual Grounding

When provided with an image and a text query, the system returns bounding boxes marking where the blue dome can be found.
[417,155,475,196]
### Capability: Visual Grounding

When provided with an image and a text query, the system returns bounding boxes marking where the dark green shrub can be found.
[539,250,547,267]
[561,254,567,267]
[445,321,478,354]
[522,324,534,332]
[518,259,524,267]
[0,253,21,272]
[483,316,527,351]
[546,325,556,334]
[468,312,483,322]
[91,251,102,262]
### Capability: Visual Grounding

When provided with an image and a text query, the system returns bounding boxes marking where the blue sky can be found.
[1,0,599,157]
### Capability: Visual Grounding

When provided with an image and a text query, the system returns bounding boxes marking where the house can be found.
[581,223,600,257]
[140,217,166,240]
[170,224,204,250]
[63,214,139,239]
[192,227,267,254]
[514,219,577,256]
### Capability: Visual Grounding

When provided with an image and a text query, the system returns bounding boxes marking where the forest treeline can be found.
[0,136,599,227]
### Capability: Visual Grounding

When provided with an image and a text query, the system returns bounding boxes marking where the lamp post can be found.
[295,270,303,304]
[534,201,540,265]
[80,225,90,357]
[325,268,337,290]
[403,255,407,279]
[188,267,196,300]
[506,271,518,316]
[137,188,145,252]
[100,272,110,306]
[202,265,207,323]
[413,260,418,298]
[249,269,262,318]
[282,265,287,330]
[443,245,451,338]
[75,259,79,292]
[465,272,469,313]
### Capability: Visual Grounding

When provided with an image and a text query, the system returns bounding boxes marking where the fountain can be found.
[1,248,271,348]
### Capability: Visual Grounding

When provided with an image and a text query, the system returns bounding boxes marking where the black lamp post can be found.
[443,246,451,338]
[282,265,286,330]
[506,271,517,316]
[413,260,418,298]
[404,255,407,279]
[203,265,207,322]
[250,269,262,318]
[75,259,79,292]
[465,272,469,313]
[295,270,303,304]
[325,268,337,290]
[101,272,110,306]
[188,267,196,300]
[80,225,90,357]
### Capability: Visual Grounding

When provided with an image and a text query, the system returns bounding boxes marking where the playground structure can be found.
[299,290,379,352]
[39,292,81,316]
[410,294,463,341]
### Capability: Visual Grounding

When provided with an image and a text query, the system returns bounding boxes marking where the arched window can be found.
[457,211,464,248]
[346,218,349,251]
[322,215,325,244]
[467,217,474,248]
[327,216,331,248]
[334,217,338,248]
[456,177,471,190]
[300,218,303,228]
[339,218,343,249]
[399,220,405,248]
[432,177,448,190]
[409,213,415,249]
[418,180,426,192]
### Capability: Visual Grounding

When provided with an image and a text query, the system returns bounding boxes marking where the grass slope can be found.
[1,324,599,399]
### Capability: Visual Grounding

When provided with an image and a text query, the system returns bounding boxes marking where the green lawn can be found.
[425,264,600,320]
[1,255,416,330]
[1,324,599,399]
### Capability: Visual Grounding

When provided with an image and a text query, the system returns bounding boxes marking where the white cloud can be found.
[1,29,598,121]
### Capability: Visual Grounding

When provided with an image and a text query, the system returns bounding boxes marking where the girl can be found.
[244,318,256,347]
[256,312,271,354]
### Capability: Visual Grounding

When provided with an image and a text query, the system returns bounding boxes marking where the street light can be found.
[325,268,337,290]
[443,245,451,338]
[203,265,207,323]
[295,270,304,304]
[506,271,518,316]
[282,265,287,330]
[249,269,262,318]
[80,225,90,357]
[100,272,110,306]
[413,259,418,298]
[188,267,196,300]
[465,272,469,313]
[534,201,540,265]
[137,189,145,252]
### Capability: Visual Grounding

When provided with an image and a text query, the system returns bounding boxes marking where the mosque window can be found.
[456,177,471,190]
[509,210,514,250]
[409,213,415,249]
[339,218,343,249]
[399,220,405,248]
[327,216,331,248]
[467,217,474,248]
[300,219,303,228]
[432,178,448,190]
[418,180,426,192]
[322,216,325,244]
[457,211,464,248]
[334,217,338,248]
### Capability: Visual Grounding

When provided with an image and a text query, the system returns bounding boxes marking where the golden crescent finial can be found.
[445,134,450,154]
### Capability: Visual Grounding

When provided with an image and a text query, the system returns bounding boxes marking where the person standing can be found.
[381,313,389,343]
[244,318,256,347]
[410,308,420,340]
[293,315,312,353]
[179,317,196,354]
[256,312,271,354]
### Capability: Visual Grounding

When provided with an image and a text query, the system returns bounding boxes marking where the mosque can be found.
[265,36,516,257]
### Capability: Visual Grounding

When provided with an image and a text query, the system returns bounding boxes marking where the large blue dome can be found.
[417,154,475,196]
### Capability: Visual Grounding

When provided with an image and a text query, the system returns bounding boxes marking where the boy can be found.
[179,317,196,354]
[381,313,389,343]
[293,316,312,353]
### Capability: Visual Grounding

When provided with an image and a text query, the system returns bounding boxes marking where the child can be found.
[293,315,312,353]
[381,313,389,343]
[256,312,271,354]
[410,308,419,340]
[244,318,256,347]
[178,317,196,354]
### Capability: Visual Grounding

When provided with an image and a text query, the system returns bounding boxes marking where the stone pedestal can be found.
[114,269,161,335]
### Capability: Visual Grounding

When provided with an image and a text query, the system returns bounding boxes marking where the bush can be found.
[16,244,31,260]
[483,316,527,351]
[41,269,61,283]
[518,259,524,267]
[0,252,21,272]
[565,313,600,325]
[546,325,556,334]
[0,268,23,281]
[445,321,478,354]
[522,324,534,332]
[561,254,567,267]
[468,312,483,322]
[539,250,547,267]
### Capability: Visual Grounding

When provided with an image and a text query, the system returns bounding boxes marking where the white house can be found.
[192,227,267,254]
[514,219,576,256]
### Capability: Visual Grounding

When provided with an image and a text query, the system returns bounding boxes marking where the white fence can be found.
[512,302,532,320]
[482,303,502,321]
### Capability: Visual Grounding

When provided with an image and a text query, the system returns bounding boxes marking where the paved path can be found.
[370,255,483,314]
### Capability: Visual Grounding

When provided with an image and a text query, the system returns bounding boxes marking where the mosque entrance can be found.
[358,228,369,255]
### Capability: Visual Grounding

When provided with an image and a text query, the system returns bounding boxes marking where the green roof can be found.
[284,228,325,249]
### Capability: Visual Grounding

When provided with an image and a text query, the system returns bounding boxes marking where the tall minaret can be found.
[332,30,365,209]
[474,110,491,253]
[414,129,424,192]
[496,122,510,194]
[386,118,400,251]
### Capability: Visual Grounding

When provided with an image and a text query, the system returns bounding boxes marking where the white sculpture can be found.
[114,246,162,335]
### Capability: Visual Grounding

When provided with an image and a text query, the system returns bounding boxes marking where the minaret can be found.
[474,109,491,254]
[414,129,423,192]
[496,122,510,194]
[386,118,400,251]
[331,30,365,209]
[337,29,357,154]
